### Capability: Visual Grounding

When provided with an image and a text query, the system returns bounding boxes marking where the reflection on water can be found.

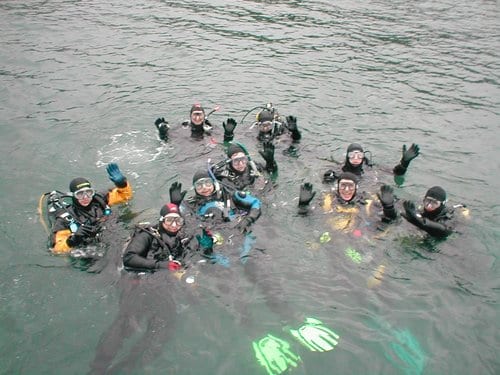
[0,0,499,374]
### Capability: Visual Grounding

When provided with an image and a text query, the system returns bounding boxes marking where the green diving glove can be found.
[288,317,340,352]
[252,334,301,375]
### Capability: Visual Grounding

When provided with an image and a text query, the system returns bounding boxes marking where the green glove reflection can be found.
[252,334,301,375]
[288,317,340,352]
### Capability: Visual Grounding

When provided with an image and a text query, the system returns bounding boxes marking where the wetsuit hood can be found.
[342,143,364,175]
[422,186,447,219]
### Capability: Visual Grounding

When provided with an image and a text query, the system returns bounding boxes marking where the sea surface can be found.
[0,1,499,374]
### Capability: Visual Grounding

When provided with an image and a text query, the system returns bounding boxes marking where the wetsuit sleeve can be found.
[122,230,158,270]
[418,218,454,238]
[106,181,133,206]
[402,211,454,238]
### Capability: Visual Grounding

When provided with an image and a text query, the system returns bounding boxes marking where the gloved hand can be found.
[106,163,127,188]
[323,169,337,183]
[236,217,253,233]
[402,200,424,226]
[286,116,298,132]
[286,115,301,140]
[169,182,187,206]
[393,143,419,175]
[403,200,417,218]
[158,260,182,271]
[259,141,276,171]
[154,117,169,140]
[401,143,420,167]
[299,183,316,207]
[377,184,395,208]
[196,228,214,251]
[223,118,237,136]
[67,224,94,247]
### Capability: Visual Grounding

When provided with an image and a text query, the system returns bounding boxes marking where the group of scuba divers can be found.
[40,102,468,374]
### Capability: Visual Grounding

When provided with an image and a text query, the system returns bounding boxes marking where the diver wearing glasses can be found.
[122,202,214,271]
[153,103,238,145]
[49,163,133,254]
[377,184,468,238]
[253,104,301,144]
[211,141,277,193]
[296,172,387,237]
[173,169,262,235]
[323,142,420,186]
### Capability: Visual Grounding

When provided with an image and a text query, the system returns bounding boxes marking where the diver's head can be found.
[256,108,275,139]
[345,143,364,167]
[69,177,94,208]
[159,203,184,234]
[336,172,359,203]
[227,143,248,173]
[190,103,206,126]
[192,169,215,197]
[423,186,446,218]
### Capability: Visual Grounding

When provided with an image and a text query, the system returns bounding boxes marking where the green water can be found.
[1,0,498,374]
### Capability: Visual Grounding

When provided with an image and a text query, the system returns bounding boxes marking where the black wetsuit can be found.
[122,224,200,270]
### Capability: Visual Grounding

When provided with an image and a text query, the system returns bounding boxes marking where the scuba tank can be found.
[38,190,73,234]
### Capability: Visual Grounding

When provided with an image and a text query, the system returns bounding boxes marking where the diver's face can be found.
[190,111,205,126]
[423,196,441,213]
[258,121,273,134]
[230,152,248,172]
[73,188,95,207]
[338,179,357,202]
[347,150,364,166]
[194,178,215,197]
[161,214,184,234]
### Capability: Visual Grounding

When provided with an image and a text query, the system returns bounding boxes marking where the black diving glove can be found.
[154,117,169,140]
[106,163,127,188]
[223,118,237,142]
[67,224,94,247]
[323,169,338,183]
[286,115,301,140]
[393,143,420,175]
[299,182,316,207]
[377,184,397,220]
[377,184,395,208]
[402,200,424,226]
[259,141,277,172]
[169,182,187,206]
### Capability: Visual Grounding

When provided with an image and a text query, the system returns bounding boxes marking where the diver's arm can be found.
[418,218,453,238]
[401,200,453,238]
[105,163,133,205]
[106,181,133,206]
[298,183,316,216]
[392,143,420,176]
[122,232,158,270]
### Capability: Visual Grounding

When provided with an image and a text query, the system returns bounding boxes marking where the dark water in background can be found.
[1,0,499,374]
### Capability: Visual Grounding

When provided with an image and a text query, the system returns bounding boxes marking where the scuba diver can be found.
[47,163,133,255]
[377,184,465,239]
[323,142,420,186]
[252,103,301,144]
[299,171,371,218]
[211,141,278,193]
[122,202,214,271]
[89,202,213,374]
[174,169,262,235]
[154,103,236,143]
